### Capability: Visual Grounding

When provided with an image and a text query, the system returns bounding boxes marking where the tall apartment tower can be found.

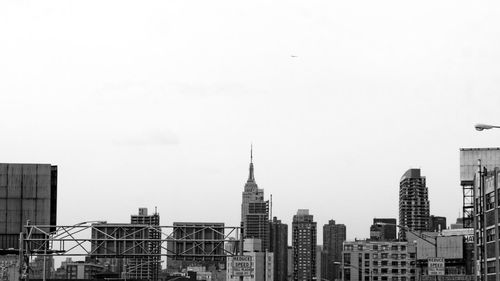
[241,148,270,251]
[292,209,316,281]
[323,220,346,281]
[129,208,161,281]
[269,217,288,281]
[399,168,430,240]
[0,163,57,250]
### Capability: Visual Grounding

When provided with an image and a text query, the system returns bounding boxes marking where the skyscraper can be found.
[269,217,288,281]
[399,169,430,240]
[292,209,316,281]
[323,220,346,281]
[0,163,57,250]
[241,148,270,251]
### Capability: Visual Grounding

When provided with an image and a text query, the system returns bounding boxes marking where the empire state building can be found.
[241,148,270,251]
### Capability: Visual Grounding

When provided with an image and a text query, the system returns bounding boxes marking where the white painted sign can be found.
[428,257,445,276]
[231,256,254,277]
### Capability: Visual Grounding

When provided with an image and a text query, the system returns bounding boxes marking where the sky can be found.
[1,0,500,243]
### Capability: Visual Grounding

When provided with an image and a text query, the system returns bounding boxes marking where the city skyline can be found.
[1,0,500,243]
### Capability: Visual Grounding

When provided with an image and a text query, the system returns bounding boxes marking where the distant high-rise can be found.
[428,215,446,232]
[292,209,316,281]
[241,148,270,251]
[0,163,57,250]
[129,208,161,281]
[269,217,288,281]
[323,220,346,281]
[399,168,430,240]
[450,218,464,230]
[369,218,397,241]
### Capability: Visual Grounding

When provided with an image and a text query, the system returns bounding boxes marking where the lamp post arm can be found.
[375,223,437,247]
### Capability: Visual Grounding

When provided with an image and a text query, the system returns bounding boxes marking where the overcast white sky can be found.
[1,0,500,242]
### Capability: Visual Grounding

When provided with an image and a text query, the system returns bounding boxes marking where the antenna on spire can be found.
[270,194,273,221]
[250,143,253,163]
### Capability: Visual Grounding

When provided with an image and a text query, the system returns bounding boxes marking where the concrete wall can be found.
[0,163,57,250]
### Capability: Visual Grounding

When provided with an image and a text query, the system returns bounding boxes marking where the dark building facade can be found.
[292,209,316,281]
[270,217,288,281]
[475,167,500,281]
[428,215,446,232]
[241,149,270,251]
[399,168,430,240]
[369,218,397,241]
[0,163,57,250]
[323,220,346,281]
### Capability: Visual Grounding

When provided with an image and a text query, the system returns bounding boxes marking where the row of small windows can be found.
[344,245,407,251]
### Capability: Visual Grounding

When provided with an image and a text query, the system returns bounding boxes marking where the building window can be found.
[381,277,388,281]
[391,261,398,266]
[391,245,398,251]
[401,261,406,267]
[381,268,388,274]
[382,245,388,251]
[486,192,495,210]
[373,245,379,250]
[487,261,495,273]
[344,269,351,281]
[365,253,370,259]
[345,245,353,251]
[487,228,496,242]
[358,245,364,251]
[373,261,379,266]
[381,253,388,259]
[391,254,398,259]
[373,253,378,259]
[401,245,406,251]
[391,269,398,274]
[344,253,351,265]
[381,261,388,266]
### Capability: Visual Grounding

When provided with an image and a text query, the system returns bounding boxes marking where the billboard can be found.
[428,258,445,276]
[229,256,254,277]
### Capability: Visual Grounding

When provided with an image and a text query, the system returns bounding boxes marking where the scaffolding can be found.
[18,221,243,280]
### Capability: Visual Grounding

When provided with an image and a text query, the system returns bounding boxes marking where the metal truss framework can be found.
[19,222,243,280]
[23,222,242,257]
[462,180,474,228]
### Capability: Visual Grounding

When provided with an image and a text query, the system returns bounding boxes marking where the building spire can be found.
[247,144,255,183]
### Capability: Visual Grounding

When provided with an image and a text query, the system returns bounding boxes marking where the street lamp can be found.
[474,123,500,131]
